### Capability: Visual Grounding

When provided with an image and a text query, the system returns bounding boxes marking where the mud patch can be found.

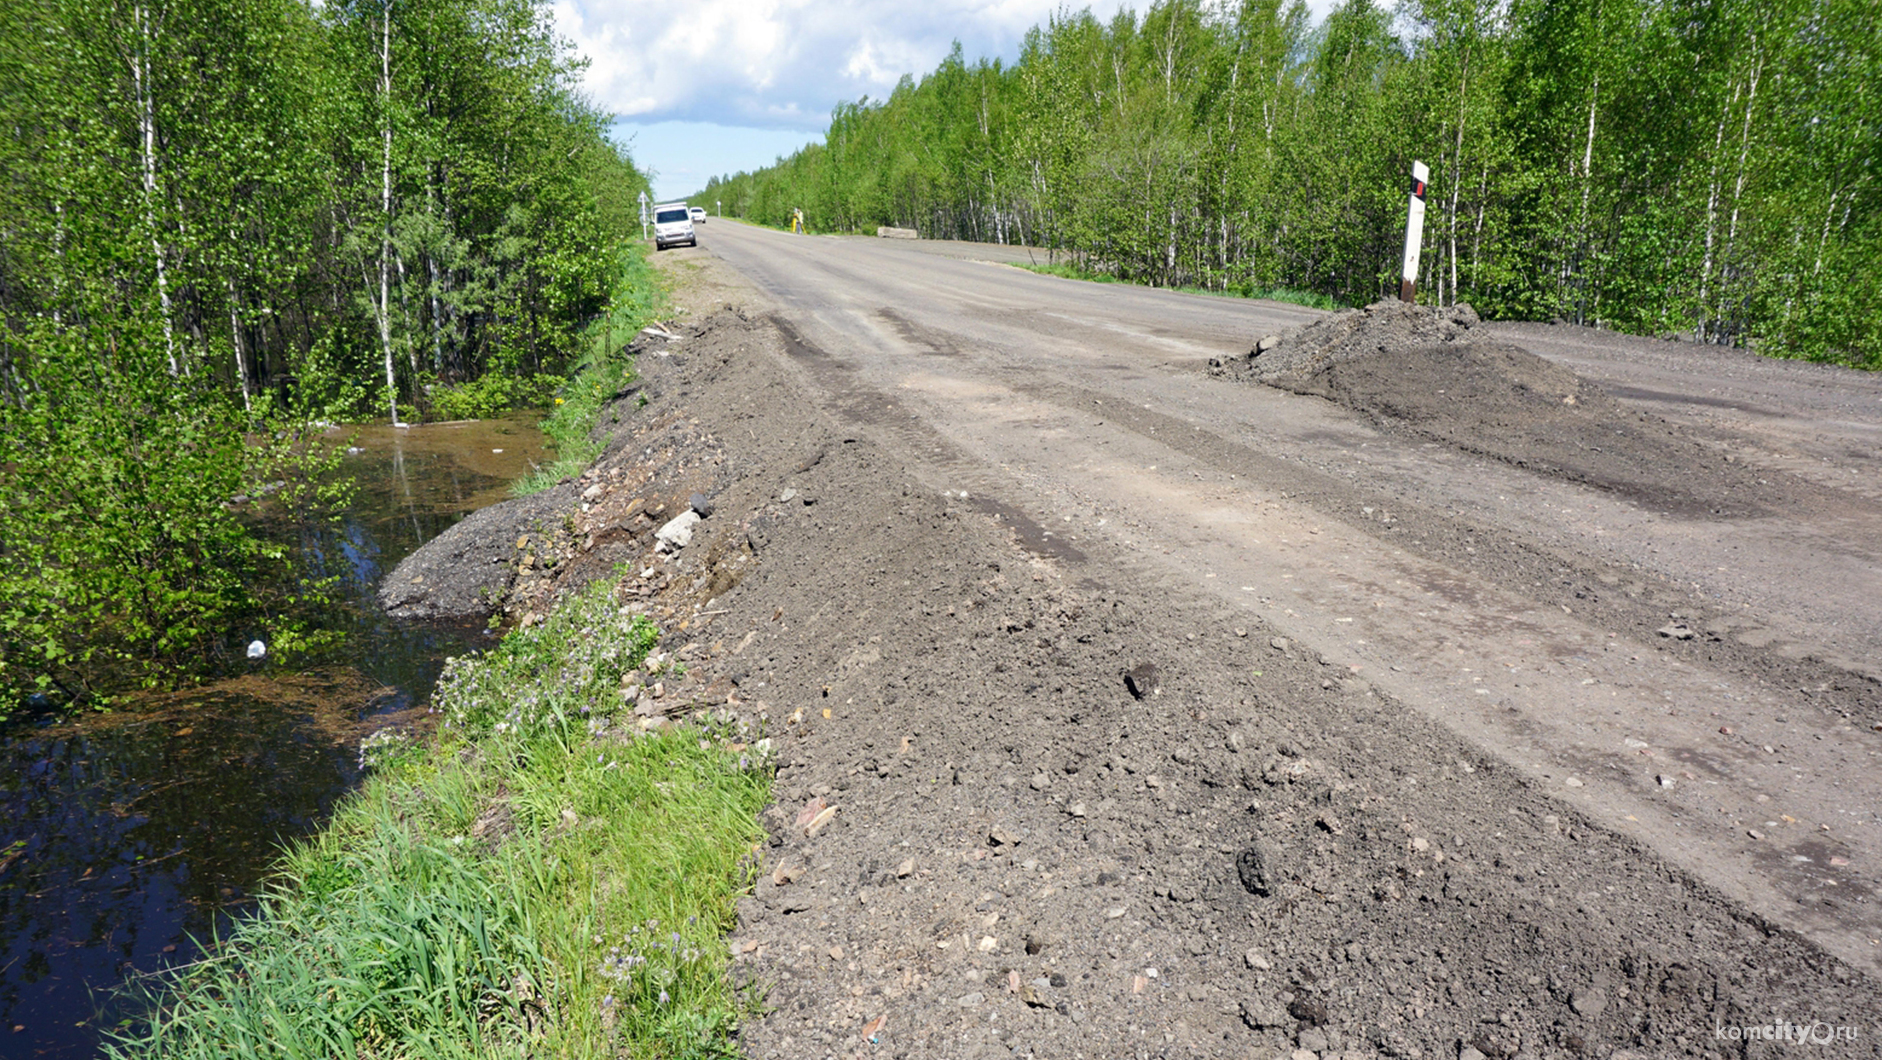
[876,307,966,358]
[772,311,904,427]
[966,494,1088,565]
[1603,384,1778,416]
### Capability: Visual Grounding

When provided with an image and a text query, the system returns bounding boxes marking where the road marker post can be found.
[638,189,648,242]
[1399,161,1429,303]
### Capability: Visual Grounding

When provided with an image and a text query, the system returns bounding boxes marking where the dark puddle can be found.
[0,412,550,1059]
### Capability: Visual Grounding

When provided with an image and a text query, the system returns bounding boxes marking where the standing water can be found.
[0,414,552,1059]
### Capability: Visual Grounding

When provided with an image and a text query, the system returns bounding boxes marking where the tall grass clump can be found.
[1016,261,1342,311]
[1234,285,1342,311]
[517,246,667,495]
[1018,261,1122,285]
[109,580,773,1059]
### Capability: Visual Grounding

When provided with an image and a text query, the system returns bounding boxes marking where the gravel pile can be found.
[1213,299,1487,386]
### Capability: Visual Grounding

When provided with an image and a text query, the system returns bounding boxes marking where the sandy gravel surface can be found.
[389,227,1882,1059]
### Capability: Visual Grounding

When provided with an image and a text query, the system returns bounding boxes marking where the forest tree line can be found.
[699,0,1878,367]
[0,0,648,707]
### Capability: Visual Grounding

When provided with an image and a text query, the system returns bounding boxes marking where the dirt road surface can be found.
[402,219,1882,1058]
[646,222,1882,1058]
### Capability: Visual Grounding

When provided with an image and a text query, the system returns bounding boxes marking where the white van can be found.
[653,202,695,250]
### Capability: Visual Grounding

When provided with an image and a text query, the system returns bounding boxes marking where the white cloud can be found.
[576,0,1343,197]
[553,0,1137,130]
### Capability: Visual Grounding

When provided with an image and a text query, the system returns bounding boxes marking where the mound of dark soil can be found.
[1216,298,1487,385]
[1211,301,1772,517]
[378,481,578,619]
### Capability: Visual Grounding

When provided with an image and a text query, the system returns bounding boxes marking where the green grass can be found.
[1232,284,1343,311]
[1016,260,1343,311]
[109,580,773,1060]
[516,245,667,495]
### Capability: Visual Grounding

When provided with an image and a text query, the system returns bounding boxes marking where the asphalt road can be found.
[687,219,1882,973]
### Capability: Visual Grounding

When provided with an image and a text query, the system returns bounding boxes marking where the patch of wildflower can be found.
[666,707,777,776]
[357,726,419,772]
[595,918,712,1014]
[431,581,661,739]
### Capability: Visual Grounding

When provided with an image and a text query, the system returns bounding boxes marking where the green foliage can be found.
[432,591,660,740]
[697,0,1880,365]
[109,584,773,1059]
[0,0,660,709]
[1022,263,1125,284]
[0,328,350,711]
[515,244,666,495]
[1238,285,1342,311]
[426,372,567,421]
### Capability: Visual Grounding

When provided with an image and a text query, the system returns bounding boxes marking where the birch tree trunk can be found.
[132,1,178,376]
[1699,81,1738,342]
[1719,46,1763,344]
[1447,45,1470,307]
[1575,73,1599,323]
[226,275,250,412]
[377,0,399,425]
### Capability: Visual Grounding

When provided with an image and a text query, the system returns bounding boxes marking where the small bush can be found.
[433,588,660,740]
[428,373,568,421]
[1236,284,1342,311]
[1020,261,1121,284]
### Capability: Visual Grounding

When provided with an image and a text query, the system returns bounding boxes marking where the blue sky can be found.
[607,121,828,204]
[553,0,1336,202]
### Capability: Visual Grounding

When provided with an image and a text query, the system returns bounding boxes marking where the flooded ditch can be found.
[0,413,551,1059]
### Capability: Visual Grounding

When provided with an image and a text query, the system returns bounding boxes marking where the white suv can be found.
[653,202,695,250]
[688,206,707,224]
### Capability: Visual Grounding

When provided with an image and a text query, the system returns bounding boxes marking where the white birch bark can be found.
[1813,188,1839,279]
[1448,45,1470,307]
[226,274,250,412]
[1719,47,1763,343]
[132,1,177,375]
[378,0,400,425]
[1574,74,1599,322]
[1699,81,1739,342]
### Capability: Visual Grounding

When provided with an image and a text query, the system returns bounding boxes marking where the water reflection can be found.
[0,412,550,1059]
[310,414,554,696]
